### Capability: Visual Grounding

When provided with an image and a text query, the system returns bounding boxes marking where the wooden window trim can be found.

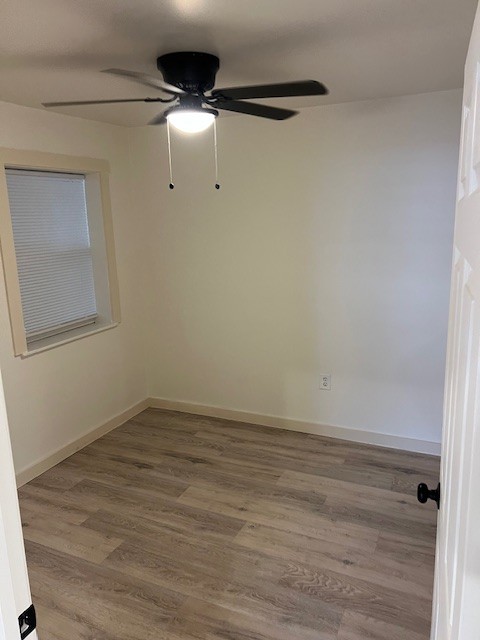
[0,148,121,356]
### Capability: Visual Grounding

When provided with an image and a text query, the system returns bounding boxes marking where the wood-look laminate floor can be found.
[18,409,440,640]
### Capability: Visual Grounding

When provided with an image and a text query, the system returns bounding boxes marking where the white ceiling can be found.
[0,0,477,126]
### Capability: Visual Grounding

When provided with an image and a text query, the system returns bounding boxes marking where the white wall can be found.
[131,89,461,448]
[0,102,148,476]
[0,89,462,474]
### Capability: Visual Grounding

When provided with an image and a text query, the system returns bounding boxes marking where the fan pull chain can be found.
[167,120,174,189]
[213,119,220,190]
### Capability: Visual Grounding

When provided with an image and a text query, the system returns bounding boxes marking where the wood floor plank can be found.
[186,473,328,515]
[344,449,440,476]
[224,443,356,482]
[279,562,431,633]
[18,484,96,525]
[66,475,185,507]
[99,426,228,460]
[215,443,395,489]
[86,436,283,483]
[321,497,436,540]
[375,530,437,566]
[33,603,96,640]
[66,478,246,541]
[131,408,217,433]
[25,540,187,640]
[61,450,192,497]
[75,440,282,483]
[276,474,437,540]
[83,509,286,585]
[21,512,123,563]
[25,465,83,492]
[191,416,428,472]
[391,471,441,495]
[277,469,436,519]
[104,540,343,638]
[234,523,432,598]
[168,596,335,640]
[337,610,429,640]
[82,506,242,546]
[18,408,438,640]
[177,484,379,548]
[195,428,347,467]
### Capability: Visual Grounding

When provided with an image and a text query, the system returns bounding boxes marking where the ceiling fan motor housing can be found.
[157,52,220,94]
[164,94,219,118]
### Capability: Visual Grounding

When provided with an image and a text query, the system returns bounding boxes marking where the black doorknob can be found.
[417,482,440,509]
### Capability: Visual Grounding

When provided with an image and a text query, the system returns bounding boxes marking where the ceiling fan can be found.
[42,51,328,133]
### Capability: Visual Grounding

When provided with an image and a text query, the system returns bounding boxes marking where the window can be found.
[6,170,97,343]
[0,149,120,356]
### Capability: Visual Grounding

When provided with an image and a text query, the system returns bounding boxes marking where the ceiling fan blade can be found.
[42,97,167,107]
[148,112,167,126]
[212,80,328,101]
[215,99,297,120]
[102,68,184,96]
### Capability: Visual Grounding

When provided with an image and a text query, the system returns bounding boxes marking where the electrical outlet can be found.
[320,374,331,390]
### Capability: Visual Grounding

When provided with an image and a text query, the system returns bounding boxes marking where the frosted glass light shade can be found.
[167,110,216,133]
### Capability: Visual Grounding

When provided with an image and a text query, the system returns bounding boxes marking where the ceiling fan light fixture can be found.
[166,108,217,133]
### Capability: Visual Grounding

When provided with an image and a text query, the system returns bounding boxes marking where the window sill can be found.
[20,321,118,358]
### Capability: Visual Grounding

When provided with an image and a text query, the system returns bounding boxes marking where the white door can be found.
[0,363,36,639]
[431,4,480,639]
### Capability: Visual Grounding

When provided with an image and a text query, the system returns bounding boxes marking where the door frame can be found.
[0,364,37,640]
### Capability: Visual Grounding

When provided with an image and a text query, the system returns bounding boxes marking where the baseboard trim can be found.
[148,397,441,456]
[15,395,440,486]
[15,399,149,487]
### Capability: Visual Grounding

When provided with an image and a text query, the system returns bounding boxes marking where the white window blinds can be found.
[5,169,97,342]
